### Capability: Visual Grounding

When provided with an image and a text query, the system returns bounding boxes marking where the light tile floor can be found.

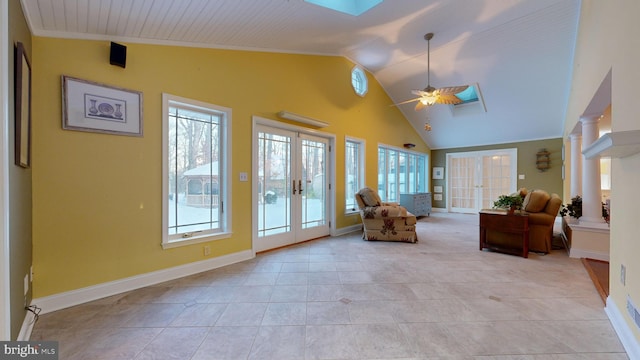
[30,213,629,359]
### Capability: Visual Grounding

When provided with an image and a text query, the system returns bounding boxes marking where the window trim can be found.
[345,136,365,214]
[351,65,368,97]
[162,93,232,249]
[377,143,428,202]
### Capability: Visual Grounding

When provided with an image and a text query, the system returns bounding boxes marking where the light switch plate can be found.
[239,172,248,181]
[518,174,525,180]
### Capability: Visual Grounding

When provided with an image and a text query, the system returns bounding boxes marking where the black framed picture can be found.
[15,41,31,168]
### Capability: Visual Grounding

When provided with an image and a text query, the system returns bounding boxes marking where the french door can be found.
[254,122,331,252]
[447,149,517,213]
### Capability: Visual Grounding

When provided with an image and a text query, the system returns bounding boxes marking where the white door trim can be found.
[446,148,518,213]
[1,1,12,340]
[251,116,336,255]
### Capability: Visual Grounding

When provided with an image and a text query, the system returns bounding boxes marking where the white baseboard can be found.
[569,248,610,261]
[431,207,447,213]
[17,309,37,341]
[334,224,361,237]
[606,296,640,359]
[32,249,254,316]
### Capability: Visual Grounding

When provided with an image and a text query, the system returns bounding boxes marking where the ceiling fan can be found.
[393,33,469,111]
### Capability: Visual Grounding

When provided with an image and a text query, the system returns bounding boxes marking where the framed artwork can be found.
[432,167,444,180]
[62,75,143,136]
[15,42,31,168]
[434,194,443,201]
[433,185,443,193]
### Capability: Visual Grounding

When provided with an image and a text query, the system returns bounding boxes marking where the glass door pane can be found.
[298,134,330,239]
[300,137,326,229]
[448,156,477,213]
[257,130,292,237]
[481,154,514,209]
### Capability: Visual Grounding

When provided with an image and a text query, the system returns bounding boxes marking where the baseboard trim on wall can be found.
[334,224,361,237]
[569,248,609,262]
[17,310,37,341]
[31,249,254,316]
[605,296,640,359]
[431,207,447,213]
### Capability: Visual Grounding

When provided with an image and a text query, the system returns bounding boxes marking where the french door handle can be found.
[292,180,297,195]
[299,180,303,194]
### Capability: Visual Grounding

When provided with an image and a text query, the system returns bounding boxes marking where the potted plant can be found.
[560,195,582,219]
[560,195,610,224]
[493,194,524,215]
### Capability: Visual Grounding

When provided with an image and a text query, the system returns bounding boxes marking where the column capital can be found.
[579,114,603,125]
[569,133,582,141]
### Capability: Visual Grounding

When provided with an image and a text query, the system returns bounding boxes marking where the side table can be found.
[479,209,529,258]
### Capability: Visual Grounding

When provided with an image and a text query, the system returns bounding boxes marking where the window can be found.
[378,145,427,202]
[449,83,487,113]
[162,94,231,248]
[345,137,365,213]
[304,0,382,16]
[351,66,368,97]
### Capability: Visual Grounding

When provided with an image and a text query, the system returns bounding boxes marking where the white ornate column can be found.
[579,115,605,225]
[569,133,582,198]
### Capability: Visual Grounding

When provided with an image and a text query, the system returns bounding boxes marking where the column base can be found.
[577,217,609,229]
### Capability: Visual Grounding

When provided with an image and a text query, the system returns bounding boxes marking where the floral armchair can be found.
[355,187,418,243]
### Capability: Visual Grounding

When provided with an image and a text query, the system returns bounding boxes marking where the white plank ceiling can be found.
[21,0,580,149]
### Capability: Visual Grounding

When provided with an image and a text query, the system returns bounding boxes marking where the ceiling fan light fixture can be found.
[390,32,469,110]
[421,89,439,105]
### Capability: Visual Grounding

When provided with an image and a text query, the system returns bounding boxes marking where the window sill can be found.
[345,210,360,216]
[162,231,232,250]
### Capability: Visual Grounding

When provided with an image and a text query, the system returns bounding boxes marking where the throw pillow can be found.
[523,190,550,212]
[358,188,381,207]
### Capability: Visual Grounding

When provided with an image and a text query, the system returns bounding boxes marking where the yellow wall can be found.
[564,0,640,343]
[31,38,428,297]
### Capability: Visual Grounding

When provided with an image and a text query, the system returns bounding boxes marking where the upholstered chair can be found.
[486,189,562,253]
[354,187,418,243]
[521,189,563,253]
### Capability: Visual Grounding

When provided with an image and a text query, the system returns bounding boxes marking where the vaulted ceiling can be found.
[21,0,580,149]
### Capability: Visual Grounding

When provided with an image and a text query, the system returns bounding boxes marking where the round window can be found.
[351,66,368,97]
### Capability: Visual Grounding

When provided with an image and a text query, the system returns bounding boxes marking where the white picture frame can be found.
[432,167,444,180]
[62,75,143,136]
[433,185,443,193]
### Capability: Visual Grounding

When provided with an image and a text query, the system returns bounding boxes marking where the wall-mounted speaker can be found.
[110,42,127,68]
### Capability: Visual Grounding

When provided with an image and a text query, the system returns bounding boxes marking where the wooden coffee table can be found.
[479,209,529,258]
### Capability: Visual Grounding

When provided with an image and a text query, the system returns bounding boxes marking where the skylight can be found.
[455,86,479,104]
[304,0,383,16]
[449,83,487,114]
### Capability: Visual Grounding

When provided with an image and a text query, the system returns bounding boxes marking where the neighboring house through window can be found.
[162,94,231,248]
[345,136,365,213]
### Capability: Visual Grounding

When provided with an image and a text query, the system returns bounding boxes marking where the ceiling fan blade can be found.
[435,94,464,105]
[414,101,428,111]
[437,85,469,95]
[411,89,428,96]
[390,97,423,106]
